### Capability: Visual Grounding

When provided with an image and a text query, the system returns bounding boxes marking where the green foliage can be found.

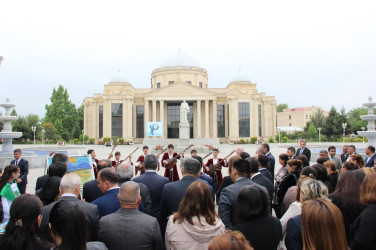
[72,124,81,139]
[268,137,274,143]
[44,85,79,139]
[322,106,346,138]
[61,131,71,142]
[347,107,368,134]
[276,103,288,112]
[118,138,125,144]
[282,136,288,142]
[89,138,95,144]
[42,122,59,142]
[103,137,111,142]
[73,139,79,144]
[308,123,317,138]
[12,114,41,142]
[239,139,245,143]
[250,137,257,144]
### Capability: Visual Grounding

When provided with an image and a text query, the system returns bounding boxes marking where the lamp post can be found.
[82,129,85,146]
[318,127,321,144]
[31,126,36,145]
[361,127,365,143]
[342,123,347,143]
[277,128,281,145]
[41,129,45,146]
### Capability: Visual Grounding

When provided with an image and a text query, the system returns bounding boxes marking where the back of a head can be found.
[342,161,358,171]
[299,179,329,203]
[297,155,309,167]
[117,162,133,181]
[227,155,242,173]
[237,185,269,221]
[49,201,87,249]
[233,159,251,177]
[300,166,317,179]
[301,198,347,250]
[38,176,62,206]
[174,181,215,226]
[333,170,365,209]
[191,155,203,167]
[240,152,251,159]
[60,173,81,193]
[257,154,269,168]
[182,158,201,175]
[52,153,68,164]
[246,157,259,173]
[316,157,328,165]
[208,230,254,250]
[256,147,266,155]
[324,161,337,174]
[48,161,67,178]
[97,159,112,172]
[0,195,43,249]
[119,181,140,205]
[98,168,119,184]
[144,154,158,170]
[311,164,328,182]
[359,172,376,205]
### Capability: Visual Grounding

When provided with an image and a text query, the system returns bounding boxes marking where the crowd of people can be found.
[0,142,375,250]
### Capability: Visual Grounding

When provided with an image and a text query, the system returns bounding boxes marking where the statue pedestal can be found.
[179,122,190,140]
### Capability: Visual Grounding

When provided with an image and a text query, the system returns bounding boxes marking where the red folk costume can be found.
[162,152,180,182]
[92,158,99,178]
[204,158,226,189]
[135,155,146,175]
[111,160,124,167]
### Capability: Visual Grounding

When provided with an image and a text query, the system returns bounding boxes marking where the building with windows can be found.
[277,106,329,129]
[83,52,276,143]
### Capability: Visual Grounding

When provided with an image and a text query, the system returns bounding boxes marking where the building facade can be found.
[83,53,276,143]
[277,106,328,129]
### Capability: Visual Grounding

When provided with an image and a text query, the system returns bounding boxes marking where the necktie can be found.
[15,160,18,165]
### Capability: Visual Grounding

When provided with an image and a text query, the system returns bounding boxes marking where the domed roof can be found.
[159,51,201,68]
[108,70,128,83]
[231,68,251,82]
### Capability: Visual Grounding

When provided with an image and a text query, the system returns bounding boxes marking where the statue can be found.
[180,101,190,123]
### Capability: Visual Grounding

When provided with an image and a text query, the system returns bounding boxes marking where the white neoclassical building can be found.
[83,52,277,143]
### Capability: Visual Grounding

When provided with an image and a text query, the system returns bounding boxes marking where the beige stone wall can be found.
[277,107,327,129]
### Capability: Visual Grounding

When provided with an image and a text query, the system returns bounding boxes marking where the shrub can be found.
[89,138,95,144]
[98,140,105,145]
[103,137,111,142]
[268,137,274,143]
[250,137,257,144]
[73,139,79,144]
[282,136,288,143]
[119,138,125,145]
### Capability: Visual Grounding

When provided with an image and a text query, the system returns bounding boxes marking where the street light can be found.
[41,129,45,146]
[361,127,365,143]
[342,123,347,143]
[318,127,321,144]
[82,129,85,146]
[278,127,281,145]
[31,126,36,145]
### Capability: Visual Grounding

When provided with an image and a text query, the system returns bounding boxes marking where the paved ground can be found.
[5,141,368,194]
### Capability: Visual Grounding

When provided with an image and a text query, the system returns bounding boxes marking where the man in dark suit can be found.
[218,158,268,228]
[41,173,99,242]
[249,157,273,208]
[117,162,152,215]
[365,146,376,167]
[98,181,162,250]
[262,143,275,178]
[257,154,273,184]
[286,147,296,160]
[295,140,311,162]
[92,167,120,218]
[341,145,349,163]
[83,159,112,203]
[133,154,169,218]
[328,146,342,171]
[10,149,28,194]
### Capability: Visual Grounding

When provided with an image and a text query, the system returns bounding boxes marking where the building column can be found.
[122,99,127,139]
[212,100,218,138]
[144,100,149,137]
[225,102,229,138]
[103,99,112,138]
[152,100,157,122]
[205,99,209,138]
[197,100,201,138]
[132,104,136,138]
[160,100,164,138]
[229,99,239,140]
[127,99,133,139]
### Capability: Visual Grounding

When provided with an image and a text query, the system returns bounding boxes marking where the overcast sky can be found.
[1,0,375,118]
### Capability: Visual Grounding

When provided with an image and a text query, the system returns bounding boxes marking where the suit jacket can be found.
[162,152,180,182]
[251,173,274,204]
[83,179,103,203]
[41,195,99,242]
[259,168,273,184]
[295,147,311,161]
[285,214,302,250]
[365,154,376,167]
[98,208,163,250]
[199,172,214,190]
[216,176,234,204]
[133,171,169,217]
[35,174,49,192]
[218,177,268,228]
[11,158,28,194]
[329,155,343,171]
[92,188,120,218]
[341,153,349,163]
[266,152,276,179]
[119,178,152,215]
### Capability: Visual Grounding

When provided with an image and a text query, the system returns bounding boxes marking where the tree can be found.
[277,103,288,112]
[72,124,81,139]
[77,104,84,130]
[310,109,325,129]
[346,107,368,134]
[44,85,79,140]
[11,113,41,141]
[42,122,59,142]
[308,123,317,138]
[322,106,346,138]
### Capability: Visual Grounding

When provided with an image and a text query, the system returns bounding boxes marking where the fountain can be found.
[0,98,22,152]
[358,97,376,147]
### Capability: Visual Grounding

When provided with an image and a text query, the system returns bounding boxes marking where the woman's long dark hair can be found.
[237,184,269,221]
[37,176,61,206]
[0,194,48,249]
[0,165,19,191]
[49,200,87,250]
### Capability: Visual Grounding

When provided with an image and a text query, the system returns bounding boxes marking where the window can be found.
[186,81,192,84]
[157,82,161,88]
[168,81,175,85]
[99,105,103,138]
[258,104,262,137]
[112,103,123,138]
[199,82,203,88]
[136,105,144,138]
[239,102,250,137]
[289,115,291,120]
[217,105,225,137]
